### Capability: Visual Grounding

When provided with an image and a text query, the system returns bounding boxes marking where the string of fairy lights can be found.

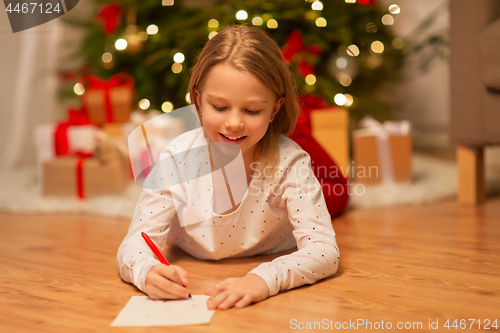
[73,0,402,113]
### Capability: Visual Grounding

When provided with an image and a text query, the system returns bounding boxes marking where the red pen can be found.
[141,232,191,298]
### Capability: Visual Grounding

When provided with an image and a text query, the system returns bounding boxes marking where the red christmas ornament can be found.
[96,4,122,35]
[281,30,322,77]
[358,0,377,5]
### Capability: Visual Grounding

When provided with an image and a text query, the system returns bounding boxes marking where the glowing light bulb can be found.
[371,41,384,53]
[162,0,174,5]
[305,74,316,85]
[208,31,218,40]
[74,83,85,95]
[344,94,353,107]
[102,52,113,63]
[336,57,348,69]
[115,39,127,50]
[347,44,360,57]
[252,16,263,26]
[139,99,150,110]
[267,19,278,29]
[185,92,191,104]
[338,74,352,87]
[382,14,394,25]
[208,19,219,28]
[171,63,182,74]
[389,4,400,14]
[173,52,185,63]
[312,1,323,10]
[334,93,346,106]
[146,24,159,35]
[162,102,174,113]
[236,10,248,20]
[345,0,356,3]
[315,17,327,27]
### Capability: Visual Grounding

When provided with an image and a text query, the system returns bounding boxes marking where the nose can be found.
[224,109,244,131]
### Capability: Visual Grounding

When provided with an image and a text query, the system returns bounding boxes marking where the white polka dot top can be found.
[117,128,339,296]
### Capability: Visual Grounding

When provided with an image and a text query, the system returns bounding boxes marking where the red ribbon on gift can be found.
[75,152,93,200]
[54,108,92,156]
[281,30,322,77]
[81,73,135,123]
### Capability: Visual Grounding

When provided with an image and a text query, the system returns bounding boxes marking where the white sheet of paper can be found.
[110,295,215,327]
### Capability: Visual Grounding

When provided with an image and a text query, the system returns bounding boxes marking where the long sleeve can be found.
[117,186,177,293]
[249,150,339,296]
[117,128,204,292]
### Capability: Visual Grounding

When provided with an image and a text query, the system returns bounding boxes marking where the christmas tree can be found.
[62,0,406,122]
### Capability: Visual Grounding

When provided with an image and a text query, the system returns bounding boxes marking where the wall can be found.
[378,0,450,149]
[0,2,90,169]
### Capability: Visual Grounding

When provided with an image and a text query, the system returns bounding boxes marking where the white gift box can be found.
[34,123,102,183]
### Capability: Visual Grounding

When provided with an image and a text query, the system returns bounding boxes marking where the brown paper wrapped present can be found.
[81,73,135,125]
[95,138,129,164]
[43,155,129,198]
[310,107,350,178]
[352,117,412,185]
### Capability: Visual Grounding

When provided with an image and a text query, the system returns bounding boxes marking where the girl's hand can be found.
[204,274,270,310]
[145,264,190,300]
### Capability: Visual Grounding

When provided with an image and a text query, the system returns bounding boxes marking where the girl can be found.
[117,25,339,310]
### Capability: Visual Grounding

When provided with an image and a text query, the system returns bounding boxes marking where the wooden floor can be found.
[1,196,499,333]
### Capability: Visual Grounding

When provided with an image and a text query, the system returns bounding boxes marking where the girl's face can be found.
[194,64,284,162]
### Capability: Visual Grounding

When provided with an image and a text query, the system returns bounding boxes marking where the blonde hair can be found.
[187,25,299,175]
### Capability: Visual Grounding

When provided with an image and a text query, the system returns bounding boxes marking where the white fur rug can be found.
[348,154,457,209]
[0,154,499,218]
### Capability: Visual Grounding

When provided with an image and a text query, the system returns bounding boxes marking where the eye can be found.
[246,109,260,115]
[212,105,226,111]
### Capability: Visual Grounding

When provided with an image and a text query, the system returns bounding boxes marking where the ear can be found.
[270,96,284,122]
[194,87,201,108]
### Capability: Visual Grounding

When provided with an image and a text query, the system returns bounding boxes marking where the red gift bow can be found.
[54,108,92,156]
[81,73,135,123]
[74,152,93,200]
[281,30,322,77]
[96,4,122,35]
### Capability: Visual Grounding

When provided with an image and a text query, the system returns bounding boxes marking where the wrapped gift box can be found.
[43,154,129,198]
[104,110,185,182]
[95,138,129,164]
[81,73,135,125]
[34,123,102,183]
[310,107,350,178]
[352,117,412,184]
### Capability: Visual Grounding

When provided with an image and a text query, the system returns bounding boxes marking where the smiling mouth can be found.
[220,133,247,141]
